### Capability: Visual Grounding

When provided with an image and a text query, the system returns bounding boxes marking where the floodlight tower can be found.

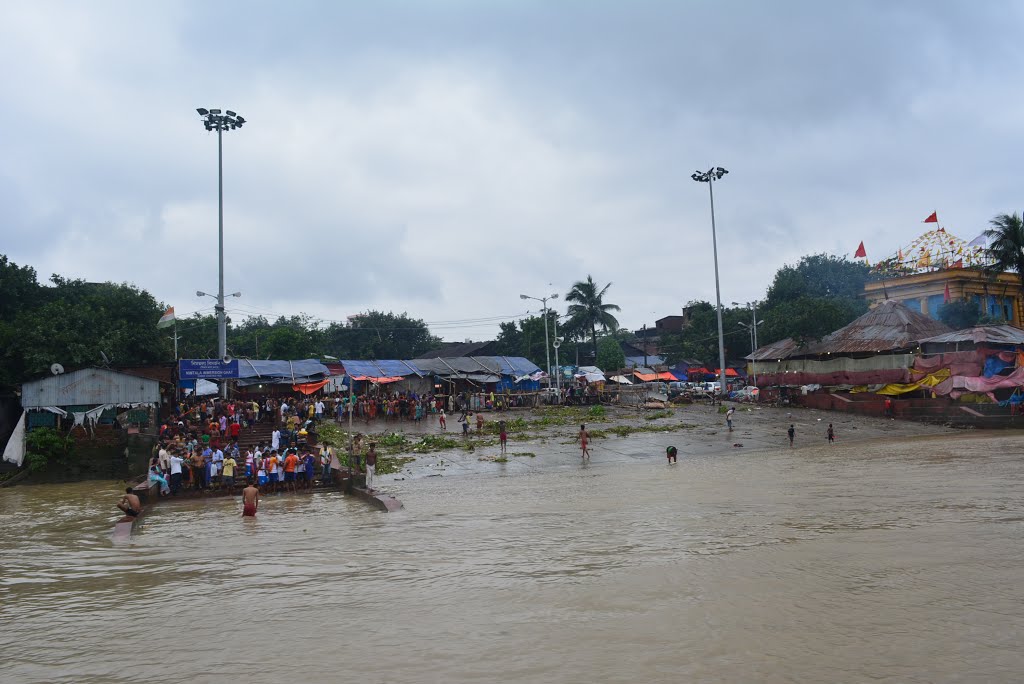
[692,166,729,397]
[196,108,245,396]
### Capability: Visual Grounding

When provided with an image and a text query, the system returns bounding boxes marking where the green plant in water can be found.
[644,410,672,421]
[376,455,415,475]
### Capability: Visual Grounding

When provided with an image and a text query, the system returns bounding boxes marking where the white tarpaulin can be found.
[609,375,633,384]
[185,379,219,397]
[575,372,606,383]
[3,411,26,467]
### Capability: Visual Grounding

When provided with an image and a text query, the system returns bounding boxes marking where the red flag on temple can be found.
[923,211,938,223]
[854,241,867,258]
[943,282,951,303]
[952,259,963,268]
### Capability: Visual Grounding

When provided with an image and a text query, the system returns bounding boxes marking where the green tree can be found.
[765,253,870,305]
[938,299,995,330]
[983,213,1024,297]
[759,297,868,345]
[596,336,626,371]
[564,275,620,362]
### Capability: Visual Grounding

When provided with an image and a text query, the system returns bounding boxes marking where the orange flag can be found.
[854,241,867,258]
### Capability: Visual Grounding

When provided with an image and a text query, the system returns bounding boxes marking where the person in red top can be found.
[283,450,299,492]
[229,419,241,440]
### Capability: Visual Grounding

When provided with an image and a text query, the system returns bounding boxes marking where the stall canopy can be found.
[236,359,331,386]
[338,360,423,379]
[633,371,678,382]
[609,375,634,384]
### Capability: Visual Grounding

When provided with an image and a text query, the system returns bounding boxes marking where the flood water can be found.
[2,433,1023,683]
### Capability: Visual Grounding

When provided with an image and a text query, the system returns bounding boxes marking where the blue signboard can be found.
[179,359,239,379]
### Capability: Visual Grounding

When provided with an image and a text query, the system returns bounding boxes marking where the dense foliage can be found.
[0,256,166,393]
[0,254,440,394]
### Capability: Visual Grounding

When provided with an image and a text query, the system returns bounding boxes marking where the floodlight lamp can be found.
[520,294,529,300]
[235,116,245,124]
[550,293,559,299]
[197,108,209,116]
[210,109,222,115]
[226,110,236,117]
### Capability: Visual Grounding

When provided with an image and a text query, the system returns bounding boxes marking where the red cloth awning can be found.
[713,368,740,377]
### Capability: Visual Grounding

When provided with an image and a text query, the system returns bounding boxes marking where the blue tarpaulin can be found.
[983,356,1013,378]
[339,360,423,378]
[235,359,330,386]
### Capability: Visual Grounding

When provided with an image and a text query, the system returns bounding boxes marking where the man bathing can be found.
[241,481,259,517]
[117,488,142,518]
[578,424,591,461]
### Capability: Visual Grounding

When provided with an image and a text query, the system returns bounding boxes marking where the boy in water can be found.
[827,423,835,444]
[787,424,795,448]
[666,445,678,463]
[439,409,447,431]
[578,424,591,461]
[498,420,507,454]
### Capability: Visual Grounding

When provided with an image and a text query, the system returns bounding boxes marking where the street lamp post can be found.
[692,166,729,396]
[196,107,245,397]
[520,292,559,384]
[552,315,562,394]
[734,301,764,388]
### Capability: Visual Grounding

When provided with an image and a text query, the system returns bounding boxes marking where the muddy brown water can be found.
[1,433,1022,683]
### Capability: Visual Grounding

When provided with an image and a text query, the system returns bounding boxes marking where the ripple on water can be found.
[1,437,1023,683]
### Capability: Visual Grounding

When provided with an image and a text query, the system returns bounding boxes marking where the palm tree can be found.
[564,275,621,362]
[983,213,1024,299]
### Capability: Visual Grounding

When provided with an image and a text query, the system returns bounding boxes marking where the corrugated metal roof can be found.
[21,368,160,408]
[338,360,422,378]
[746,337,803,361]
[801,300,951,355]
[918,324,1024,346]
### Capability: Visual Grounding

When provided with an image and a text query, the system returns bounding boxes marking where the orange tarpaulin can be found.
[351,375,404,384]
[713,368,740,377]
[292,380,329,394]
[633,371,678,382]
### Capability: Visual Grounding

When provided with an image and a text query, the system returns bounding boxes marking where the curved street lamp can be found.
[520,292,559,385]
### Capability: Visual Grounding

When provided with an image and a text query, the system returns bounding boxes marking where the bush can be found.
[24,427,75,473]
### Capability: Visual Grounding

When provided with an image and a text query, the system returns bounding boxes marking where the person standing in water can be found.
[787,424,795,448]
[241,481,259,517]
[365,442,378,490]
[498,420,507,454]
[827,423,835,444]
[578,424,591,461]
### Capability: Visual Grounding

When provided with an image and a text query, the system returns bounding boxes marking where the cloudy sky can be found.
[2,1,1021,340]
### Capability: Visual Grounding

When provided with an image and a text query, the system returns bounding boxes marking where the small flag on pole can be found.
[943,282,951,303]
[854,241,867,258]
[157,306,176,329]
[952,259,963,269]
[923,211,938,223]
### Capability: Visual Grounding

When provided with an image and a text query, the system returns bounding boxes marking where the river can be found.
[1,433,1022,683]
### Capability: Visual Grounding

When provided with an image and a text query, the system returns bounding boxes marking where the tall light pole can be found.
[520,292,559,384]
[692,166,729,396]
[552,314,562,394]
[196,107,245,397]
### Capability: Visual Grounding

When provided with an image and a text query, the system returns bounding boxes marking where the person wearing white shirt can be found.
[169,453,184,494]
[314,400,325,420]
[271,429,281,451]
[213,448,224,488]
